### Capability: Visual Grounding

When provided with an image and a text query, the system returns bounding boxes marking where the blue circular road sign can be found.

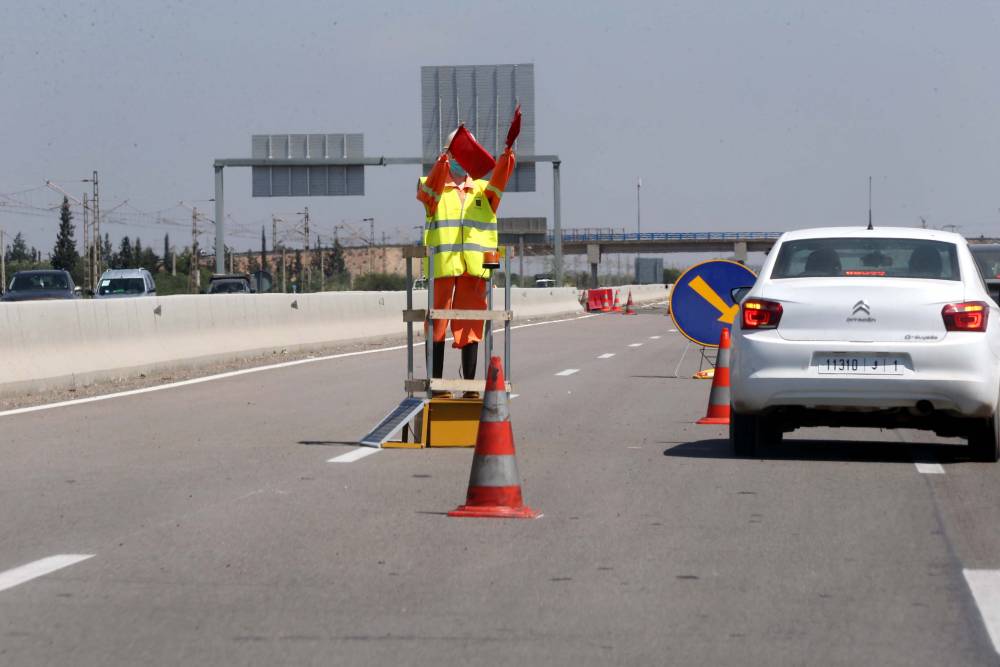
[669,260,757,347]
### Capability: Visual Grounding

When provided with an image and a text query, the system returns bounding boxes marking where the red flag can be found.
[448,125,495,180]
[505,104,522,149]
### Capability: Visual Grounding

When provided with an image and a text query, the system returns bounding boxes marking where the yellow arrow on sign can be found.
[689,275,740,324]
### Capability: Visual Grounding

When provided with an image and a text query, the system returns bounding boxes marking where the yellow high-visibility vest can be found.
[420,178,498,279]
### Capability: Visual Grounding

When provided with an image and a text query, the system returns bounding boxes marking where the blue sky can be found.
[1,0,998,261]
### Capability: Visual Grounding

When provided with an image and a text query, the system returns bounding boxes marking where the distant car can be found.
[207,273,254,294]
[534,279,556,288]
[730,226,1000,462]
[1,270,80,302]
[412,278,428,290]
[95,268,157,298]
[969,243,1000,305]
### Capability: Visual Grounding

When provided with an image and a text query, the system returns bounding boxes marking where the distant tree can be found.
[6,232,30,262]
[31,247,40,263]
[163,233,170,266]
[115,236,133,268]
[663,267,681,284]
[51,196,79,275]
[101,233,113,266]
[133,238,143,266]
[329,239,346,276]
[293,249,303,285]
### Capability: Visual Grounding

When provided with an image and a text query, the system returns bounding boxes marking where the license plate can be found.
[816,355,905,375]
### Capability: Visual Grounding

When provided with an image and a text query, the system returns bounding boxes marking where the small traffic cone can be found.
[623,290,637,315]
[612,290,622,312]
[697,328,732,425]
[601,290,612,312]
[449,357,540,519]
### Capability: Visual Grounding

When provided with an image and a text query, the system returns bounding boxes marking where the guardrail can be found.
[554,231,784,242]
[0,284,668,398]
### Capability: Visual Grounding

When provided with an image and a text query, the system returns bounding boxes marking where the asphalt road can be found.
[1,307,999,666]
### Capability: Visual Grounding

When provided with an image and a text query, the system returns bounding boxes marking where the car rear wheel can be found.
[730,409,759,458]
[968,397,1000,463]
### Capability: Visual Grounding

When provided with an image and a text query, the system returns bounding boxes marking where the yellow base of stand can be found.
[382,396,482,448]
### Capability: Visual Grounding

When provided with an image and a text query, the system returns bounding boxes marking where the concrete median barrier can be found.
[0,284,671,397]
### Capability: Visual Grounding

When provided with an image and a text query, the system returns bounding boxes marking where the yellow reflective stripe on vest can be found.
[419,181,441,202]
[426,219,495,231]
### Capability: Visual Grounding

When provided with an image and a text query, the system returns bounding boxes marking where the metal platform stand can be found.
[360,245,513,448]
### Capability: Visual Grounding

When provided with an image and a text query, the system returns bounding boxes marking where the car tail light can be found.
[942,301,989,332]
[742,299,783,330]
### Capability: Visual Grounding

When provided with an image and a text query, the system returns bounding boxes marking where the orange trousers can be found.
[430,275,488,347]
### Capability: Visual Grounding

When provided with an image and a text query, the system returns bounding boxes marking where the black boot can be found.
[432,341,445,379]
[461,342,479,386]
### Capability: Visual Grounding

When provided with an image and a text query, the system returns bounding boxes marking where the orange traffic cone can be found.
[601,290,612,312]
[449,357,540,519]
[697,328,732,425]
[623,290,637,315]
[612,290,622,312]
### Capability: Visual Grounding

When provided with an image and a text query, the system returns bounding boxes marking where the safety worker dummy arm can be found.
[416,151,450,216]
[484,146,515,213]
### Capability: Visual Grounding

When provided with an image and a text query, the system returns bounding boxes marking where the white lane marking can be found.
[328,447,381,464]
[963,569,1000,654]
[598,353,616,359]
[510,393,520,399]
[0,554,94,593]
[0,314,597,419]
[628,343,643,348]
[649,335,661,340]
[555,369,580,376]
[914,462,945,474]
[669,329,678,333]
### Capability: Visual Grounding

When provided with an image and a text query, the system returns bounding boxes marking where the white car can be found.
[730,226,1000,461]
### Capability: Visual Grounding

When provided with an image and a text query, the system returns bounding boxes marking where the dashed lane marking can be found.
[597,353,616,359]
[669,329,678,333]
[328,447,382,463]
[0,314,597,419]
[0,555,94,593]
[510,394,520,399]
[914,462,945,474]
[963,569,1000,654]
[649,335,661,339]
[555,369,580,376]
[628,343,643,348]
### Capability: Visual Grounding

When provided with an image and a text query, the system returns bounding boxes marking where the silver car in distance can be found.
[730,227,1000,461]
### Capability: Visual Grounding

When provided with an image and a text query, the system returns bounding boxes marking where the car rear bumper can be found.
[731,330,1000,417]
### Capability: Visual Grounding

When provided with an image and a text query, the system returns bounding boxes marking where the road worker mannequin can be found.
[416,117,518,394]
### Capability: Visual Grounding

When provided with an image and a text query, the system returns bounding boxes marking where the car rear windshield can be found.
[11,273,69,291]
[971,248,1000,280]
[771,237,960,281]
[98,278,146,295]
[209,281,248,293]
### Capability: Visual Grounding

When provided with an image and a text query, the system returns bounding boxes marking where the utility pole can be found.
[190,207,200,292]
[259,225,266,293]
[318,235,325,291]
[171,247,176,276]
[272,215,279,253]
[281,247,287,292]
[381,231,387,273]
[364,217,375,274]
[81,193,90,291]
[636,177,642,261]
[90,171,100,276]
[1,228,6,292]
[301,207,310,289]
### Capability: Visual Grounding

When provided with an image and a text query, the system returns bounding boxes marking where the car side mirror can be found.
[74,286,83,294]
[730,286,751,303]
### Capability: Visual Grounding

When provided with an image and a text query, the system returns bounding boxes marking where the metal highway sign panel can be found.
[669,259,757,347]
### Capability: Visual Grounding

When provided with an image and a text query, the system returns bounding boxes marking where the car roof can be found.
[778,226,966,244]
[100,269,149,278]
[14,269,70,275]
